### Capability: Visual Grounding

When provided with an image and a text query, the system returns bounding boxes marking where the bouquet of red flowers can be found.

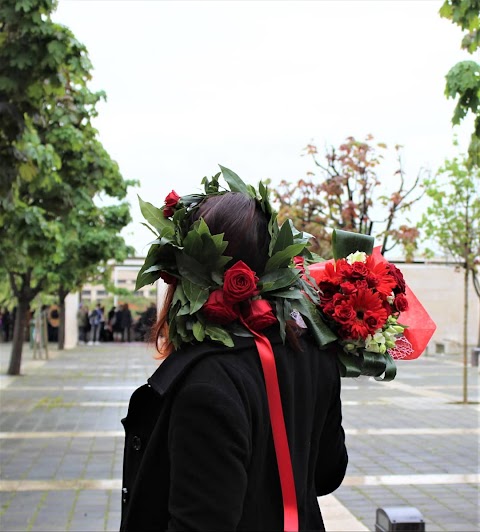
[313,249,408,379]
[308,230,436,381]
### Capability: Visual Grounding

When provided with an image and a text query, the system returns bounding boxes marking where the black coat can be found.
[120,326,347,532]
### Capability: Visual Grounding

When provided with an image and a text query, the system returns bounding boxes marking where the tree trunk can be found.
[8,298,30,376]
[462,265,469,404]
[57,288,67,351]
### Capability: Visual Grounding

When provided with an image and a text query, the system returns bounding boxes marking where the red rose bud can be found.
[242,299,277,331]
[163,190,180,218]
[202,290,238,324]
[159,271,177,285]
[394,292,409,312]
[223,261,259,303]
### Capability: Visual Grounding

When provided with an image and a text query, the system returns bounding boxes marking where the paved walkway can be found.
[0,341,478,531]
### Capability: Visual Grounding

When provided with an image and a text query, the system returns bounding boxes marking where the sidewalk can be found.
[0,341,478,531]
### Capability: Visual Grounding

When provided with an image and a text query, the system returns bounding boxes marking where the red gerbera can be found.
[345,288,388,339]
[365,256,397,297]
[317,261,342,285]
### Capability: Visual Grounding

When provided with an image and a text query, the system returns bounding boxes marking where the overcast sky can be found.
[53,0,471,255]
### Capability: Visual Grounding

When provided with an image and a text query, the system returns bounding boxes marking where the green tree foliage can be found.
[420,151,480,403]
[440,0,480,167]
[0,0,135,373]
[275,136,425,259]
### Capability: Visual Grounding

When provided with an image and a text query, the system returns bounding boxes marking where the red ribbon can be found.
[243,322,299,532]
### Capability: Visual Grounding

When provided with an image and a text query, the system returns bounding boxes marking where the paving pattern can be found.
[0,341,478,531]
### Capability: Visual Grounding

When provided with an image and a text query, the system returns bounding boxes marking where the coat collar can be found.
[147,326,283,397]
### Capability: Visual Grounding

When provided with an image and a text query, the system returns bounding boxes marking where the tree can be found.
[275,136,426,259]
[0,0,135,374]
[440,0,480,167]
[420,151,480,404]
[48,202,134,350]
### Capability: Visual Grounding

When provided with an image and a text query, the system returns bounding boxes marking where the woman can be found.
[121,176,347,531]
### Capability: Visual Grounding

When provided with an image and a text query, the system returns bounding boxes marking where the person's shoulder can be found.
[147,337,258,398]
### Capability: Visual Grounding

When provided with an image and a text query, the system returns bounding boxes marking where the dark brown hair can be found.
[190,192,270,274]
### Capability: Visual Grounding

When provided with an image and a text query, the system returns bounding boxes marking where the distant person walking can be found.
[120,303,132,343]
[113,305,123,342]
[88,304,103,345]
[77,304,89,345]
[105,306,116,342]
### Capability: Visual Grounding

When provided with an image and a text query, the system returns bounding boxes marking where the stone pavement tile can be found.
[31,491,73,531]
[1,342,478,532]
[68,489,111,532]
[335,483,479,532]
[106,510,121,532]
[0,490,47,532]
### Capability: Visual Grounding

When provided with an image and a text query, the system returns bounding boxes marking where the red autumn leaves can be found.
[315,256,408,341]
[202,261,277,331]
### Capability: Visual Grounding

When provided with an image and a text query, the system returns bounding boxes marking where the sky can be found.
[52,0,473,256]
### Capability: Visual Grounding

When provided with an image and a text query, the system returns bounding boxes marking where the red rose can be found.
[163,190,180,218]
[318,281,339,301]
[364,310,387,333]
[242,299,277,331]
[340,281,357,295]
[388,263,406,294]
[394,292,409,312]
[333,301,356,325]
[202,290,238,324]
[223,261,259,303]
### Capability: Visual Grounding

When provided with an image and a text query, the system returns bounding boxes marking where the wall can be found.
[400,263,479,354]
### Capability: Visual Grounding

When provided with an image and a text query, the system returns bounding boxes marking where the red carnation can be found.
[242,299,277,331]
[354,279,369,291]
[202,290,238,324]
[336,259,353,279]
[349,261,369,279]
[223,261,259,303]
[394,293,409,312]
[163,190,180,218]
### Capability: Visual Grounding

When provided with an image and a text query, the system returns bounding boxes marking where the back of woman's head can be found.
[190,192,270,275]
